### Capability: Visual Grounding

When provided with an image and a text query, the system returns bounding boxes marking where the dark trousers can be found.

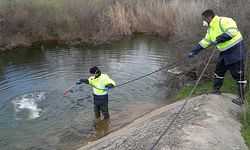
[214,59,245,98]
[215,59,244,81]
[94,104,109,119]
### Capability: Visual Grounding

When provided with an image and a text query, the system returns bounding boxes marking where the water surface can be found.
[0,35,185,149]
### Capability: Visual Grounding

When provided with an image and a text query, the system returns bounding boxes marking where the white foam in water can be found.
[12,92,46,120]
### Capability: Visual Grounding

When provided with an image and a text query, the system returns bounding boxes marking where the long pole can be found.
[63,84,76,96]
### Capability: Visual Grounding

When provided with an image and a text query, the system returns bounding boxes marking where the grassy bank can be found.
[177,75,250,148]
[1,0,250,50]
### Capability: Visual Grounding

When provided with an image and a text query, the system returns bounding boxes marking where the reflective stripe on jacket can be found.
[88,74,116,95]
[199,15,243,51]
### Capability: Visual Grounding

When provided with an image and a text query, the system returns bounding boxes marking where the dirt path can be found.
[78,93,247,150]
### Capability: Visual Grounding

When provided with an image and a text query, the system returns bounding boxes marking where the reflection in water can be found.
[0,35,186,149]
[93,119,109,139]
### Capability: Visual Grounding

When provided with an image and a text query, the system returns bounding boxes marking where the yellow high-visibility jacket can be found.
[88,74,116,95]
[199,15,243,51]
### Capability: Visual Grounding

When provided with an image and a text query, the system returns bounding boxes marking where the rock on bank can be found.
[78,94,248,150]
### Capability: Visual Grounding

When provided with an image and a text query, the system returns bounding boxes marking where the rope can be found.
[81,57,188,90]
[115,57,189,88]
[149,47,216,150]
[68,56,189,92]
[64,57,188,94]
[242,40,249,123]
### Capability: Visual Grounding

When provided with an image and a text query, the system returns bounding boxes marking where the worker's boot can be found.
[232,82,246,106]
[211,78,224,95]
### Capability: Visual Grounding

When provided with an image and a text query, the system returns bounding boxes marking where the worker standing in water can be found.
[187,10,247,106]
[76,66,116,119]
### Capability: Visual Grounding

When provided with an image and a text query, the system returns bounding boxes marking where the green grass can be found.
[242,90,250,148]
[177,80,213,100]
[177,75,250,148]
[241,111,250,148]
[177,75,238,99]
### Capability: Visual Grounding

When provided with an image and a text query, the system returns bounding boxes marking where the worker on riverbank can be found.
[187,10,247,106]
[76,66,115,119]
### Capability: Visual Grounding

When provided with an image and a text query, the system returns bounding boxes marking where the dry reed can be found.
[0,0,249,49]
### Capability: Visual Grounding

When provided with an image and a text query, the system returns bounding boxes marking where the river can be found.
[0,35,185,150]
